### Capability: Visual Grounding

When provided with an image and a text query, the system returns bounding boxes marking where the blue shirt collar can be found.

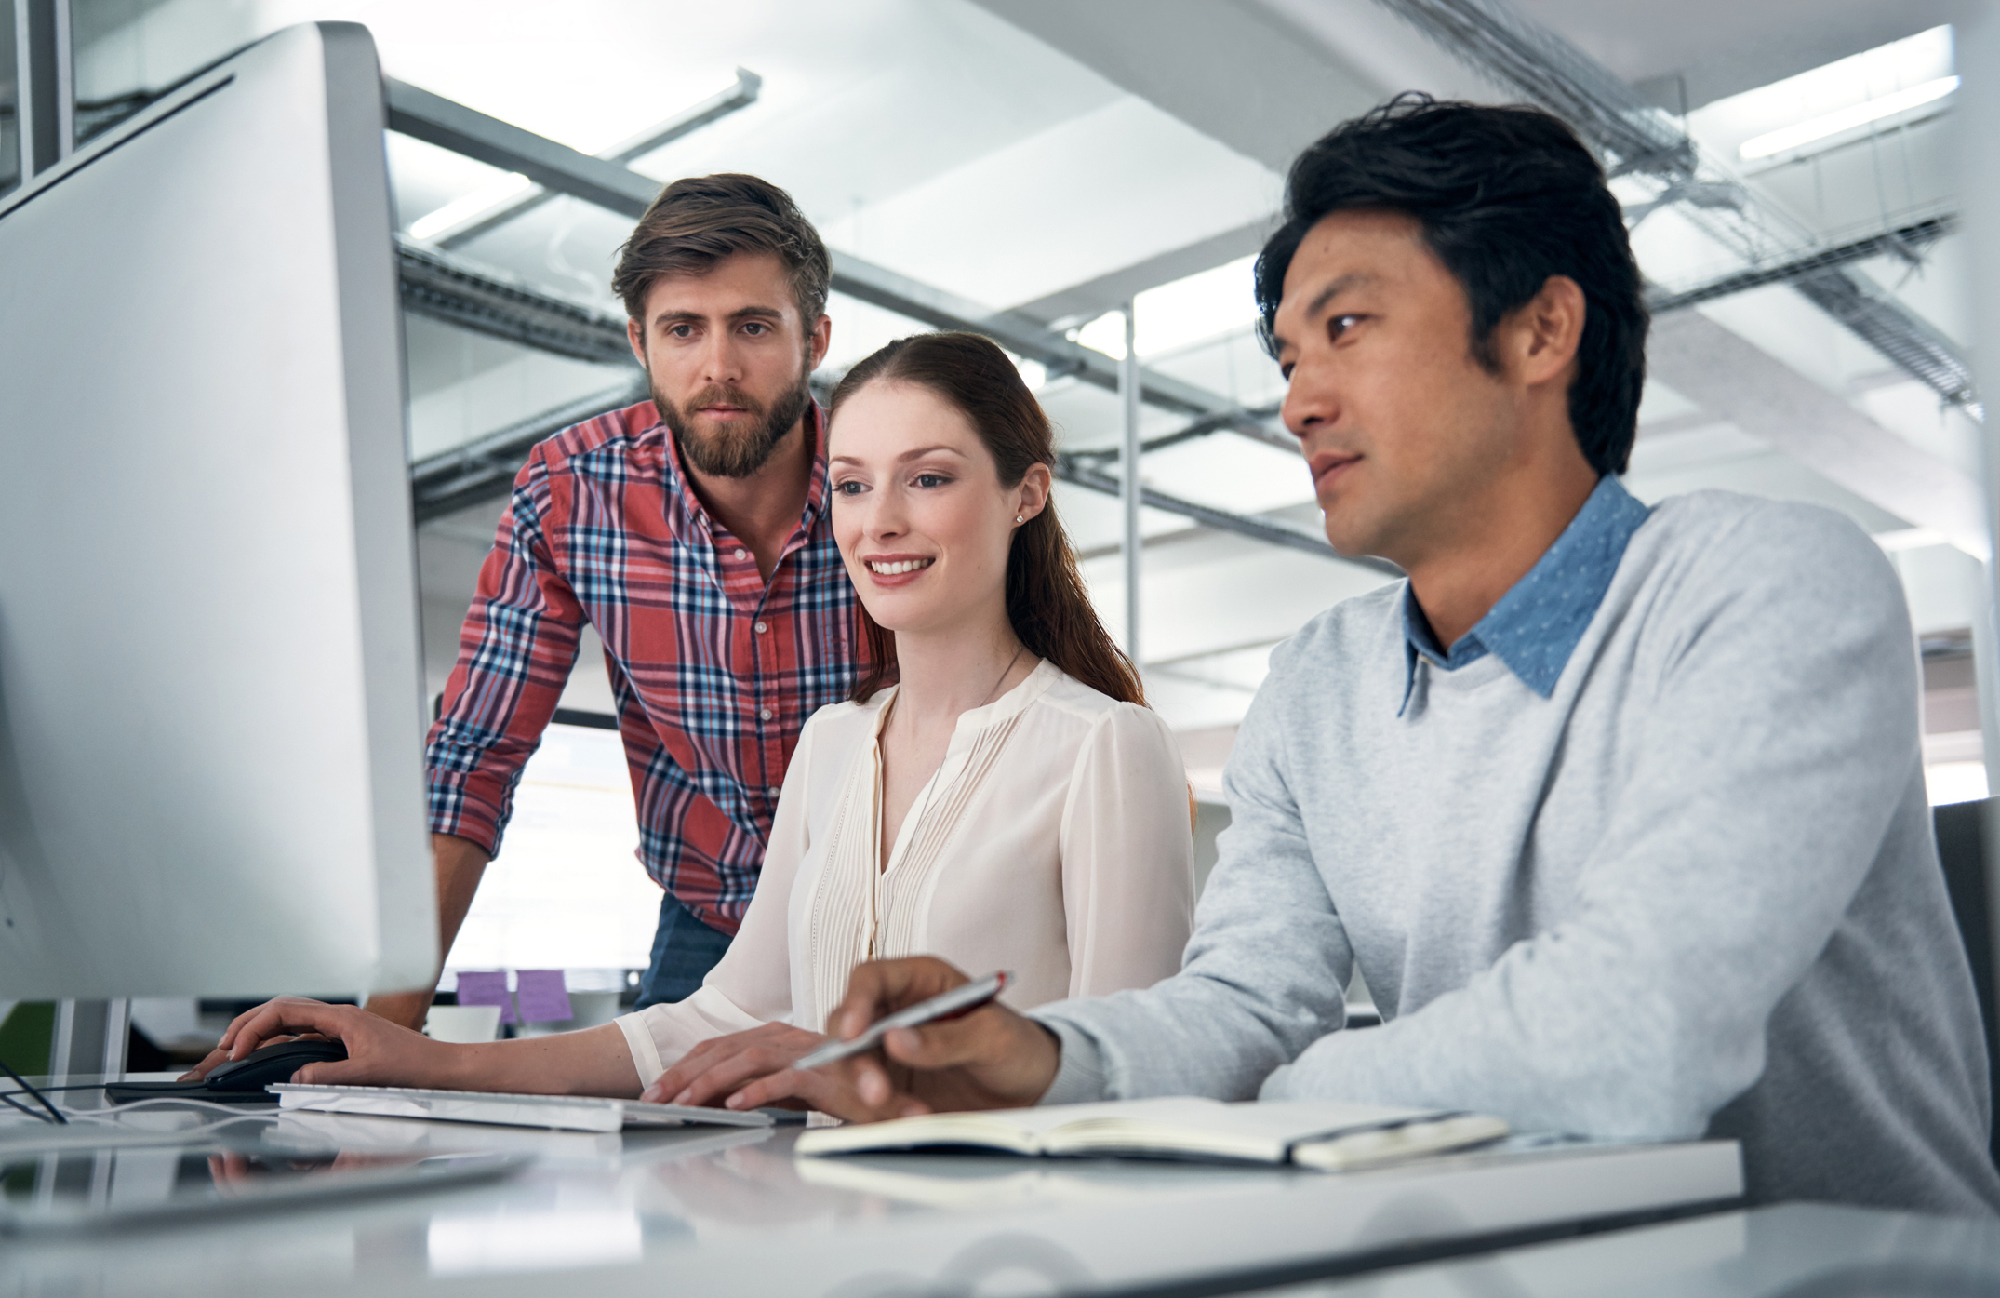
[1402,476,1651,711]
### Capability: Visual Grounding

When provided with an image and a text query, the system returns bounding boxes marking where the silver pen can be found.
[796,971,1012,1071]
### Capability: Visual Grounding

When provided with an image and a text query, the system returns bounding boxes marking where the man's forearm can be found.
[366,833,491,1030]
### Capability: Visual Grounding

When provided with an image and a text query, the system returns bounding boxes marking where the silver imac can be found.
[0,22,436,998]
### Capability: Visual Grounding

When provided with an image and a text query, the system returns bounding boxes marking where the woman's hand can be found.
[177,996,465,1090]
[641,1023,828,1109]
[714,957,1063,1123]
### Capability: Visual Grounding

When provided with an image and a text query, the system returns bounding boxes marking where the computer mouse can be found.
[204,1038,349,1091]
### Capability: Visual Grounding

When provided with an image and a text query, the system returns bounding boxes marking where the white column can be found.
[1120,303,1142,669]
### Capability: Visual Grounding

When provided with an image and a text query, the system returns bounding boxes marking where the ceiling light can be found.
[1739,75,1958,160]
[408,173,535,242]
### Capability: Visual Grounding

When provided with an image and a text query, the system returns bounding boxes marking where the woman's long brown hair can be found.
[830,332,1145,707]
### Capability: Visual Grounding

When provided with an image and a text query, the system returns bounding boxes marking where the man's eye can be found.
[668,324,694,339]
[1279,363,1295,382]
[742,322,768,336]
[1328,314,1364,339]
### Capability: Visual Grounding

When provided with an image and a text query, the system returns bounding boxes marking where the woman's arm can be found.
[190,996,644,1096]
[1057,704,1198,997]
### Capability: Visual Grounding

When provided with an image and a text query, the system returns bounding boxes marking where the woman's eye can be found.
[833,480,864,496]
[913,473,951,489]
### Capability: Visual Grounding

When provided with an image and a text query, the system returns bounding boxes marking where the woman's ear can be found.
[1016,464,1052,525]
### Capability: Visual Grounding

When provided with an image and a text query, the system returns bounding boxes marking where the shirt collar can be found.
[657,400,833,551]
[1401,475,1651,709]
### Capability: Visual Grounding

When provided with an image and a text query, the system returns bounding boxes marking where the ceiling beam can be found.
[398,240,637,368]
[425,68,762,249]
[1647,214,1956,314]
[385,78,1264,422]
[1376,0,1978,420]
[411,379,648,524]
[1009,216,1276,326]
[1055,453,1398,573]
[1648,311,1985,554]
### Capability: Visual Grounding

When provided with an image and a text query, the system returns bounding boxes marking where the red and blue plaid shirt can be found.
[426,399,863,934]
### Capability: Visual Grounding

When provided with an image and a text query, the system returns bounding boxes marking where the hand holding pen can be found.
[794,970,1012,1070]
[713,958,1062,1122]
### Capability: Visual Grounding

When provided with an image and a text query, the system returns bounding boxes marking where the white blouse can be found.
[615,660,1196,1086]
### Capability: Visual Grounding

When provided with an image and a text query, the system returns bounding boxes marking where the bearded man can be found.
[372,174,863,1027]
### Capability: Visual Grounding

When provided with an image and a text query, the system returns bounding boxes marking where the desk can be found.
[1291,1203,2000,1296]
[2,1097,1739,1297]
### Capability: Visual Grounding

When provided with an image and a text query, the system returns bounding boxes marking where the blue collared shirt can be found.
[1401,475,1652,712]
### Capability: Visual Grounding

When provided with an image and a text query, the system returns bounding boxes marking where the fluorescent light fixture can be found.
[1872,527,1949,553]
[1740,75,1958,159]
[1072,311,1127,360]
[408,173,536,242]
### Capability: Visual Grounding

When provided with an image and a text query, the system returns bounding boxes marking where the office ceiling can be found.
[64,0,1991,731]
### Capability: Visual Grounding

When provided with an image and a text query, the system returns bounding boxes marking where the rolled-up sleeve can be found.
[425,449,584,857]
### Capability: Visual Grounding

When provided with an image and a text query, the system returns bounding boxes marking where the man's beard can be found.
[654,371,813,479]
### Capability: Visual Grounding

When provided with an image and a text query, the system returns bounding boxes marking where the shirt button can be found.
[754,621,769,634]
[767,786,781,798]
[734,548,747,560]
[758,707,773,721]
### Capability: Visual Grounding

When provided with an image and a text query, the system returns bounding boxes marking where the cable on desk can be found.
[0,1090,47,1123]
[69,1096,276,1122]
[0,1058,66,1124]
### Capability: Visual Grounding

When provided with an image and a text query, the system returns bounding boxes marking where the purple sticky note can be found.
[455,970,516,1025]
[515,969,573,1024]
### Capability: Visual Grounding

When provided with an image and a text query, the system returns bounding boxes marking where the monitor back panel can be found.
[0,22,436,997]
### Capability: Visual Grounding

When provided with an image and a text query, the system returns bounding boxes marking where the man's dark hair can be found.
[612,173,831,330]
[1254,94,1647,476]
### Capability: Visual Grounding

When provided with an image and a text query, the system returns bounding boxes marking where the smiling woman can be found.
[615,332,1196,1110]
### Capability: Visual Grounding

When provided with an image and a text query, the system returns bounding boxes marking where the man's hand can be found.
[365,834,491,1032]
[178,996,465,1089]
[718,957,1062,1122]
[641,1023,827,1109]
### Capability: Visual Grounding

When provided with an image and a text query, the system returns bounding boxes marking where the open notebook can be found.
[794,1097,1508,1171]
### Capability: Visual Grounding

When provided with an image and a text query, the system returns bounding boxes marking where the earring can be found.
[1015,514,1024,524]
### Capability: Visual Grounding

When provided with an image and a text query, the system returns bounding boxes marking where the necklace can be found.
[884,642,1029,742]
[979,643,1029,709]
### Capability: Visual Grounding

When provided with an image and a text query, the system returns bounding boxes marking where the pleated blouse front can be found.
[616,661,1197,1087]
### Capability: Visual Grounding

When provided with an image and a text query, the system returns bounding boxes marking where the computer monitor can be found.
[0,22,436,998]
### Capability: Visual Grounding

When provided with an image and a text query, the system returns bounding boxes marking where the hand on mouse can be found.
[179,996,465,1089]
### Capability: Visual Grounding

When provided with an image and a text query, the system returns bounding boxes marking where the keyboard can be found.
[269,1083,775,1133]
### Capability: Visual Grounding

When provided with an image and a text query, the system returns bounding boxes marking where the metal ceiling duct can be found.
[1378,0,1980,418]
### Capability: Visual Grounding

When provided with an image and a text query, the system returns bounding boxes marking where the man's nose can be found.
[1281,366,1336,440]
[697,331,744,384]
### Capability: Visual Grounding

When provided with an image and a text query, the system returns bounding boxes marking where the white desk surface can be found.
[1286,1201,2000,1296]
[0,1094,1743,1298]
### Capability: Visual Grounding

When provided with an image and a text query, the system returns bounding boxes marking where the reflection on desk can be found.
[1283,1202,2000,1297]
[1,1099,1742,1297]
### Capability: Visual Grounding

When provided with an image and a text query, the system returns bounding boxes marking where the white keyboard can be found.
[270,1083,775,1133]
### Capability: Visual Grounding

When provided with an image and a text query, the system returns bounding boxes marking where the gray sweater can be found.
[1038,490,2000,1215]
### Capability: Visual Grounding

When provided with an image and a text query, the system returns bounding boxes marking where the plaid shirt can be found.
[426,399,863,934]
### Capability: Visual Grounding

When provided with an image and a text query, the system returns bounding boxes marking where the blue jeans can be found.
[634,890,733,1009]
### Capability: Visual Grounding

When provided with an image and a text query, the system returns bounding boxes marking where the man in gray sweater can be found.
[741,97,2000,1216]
